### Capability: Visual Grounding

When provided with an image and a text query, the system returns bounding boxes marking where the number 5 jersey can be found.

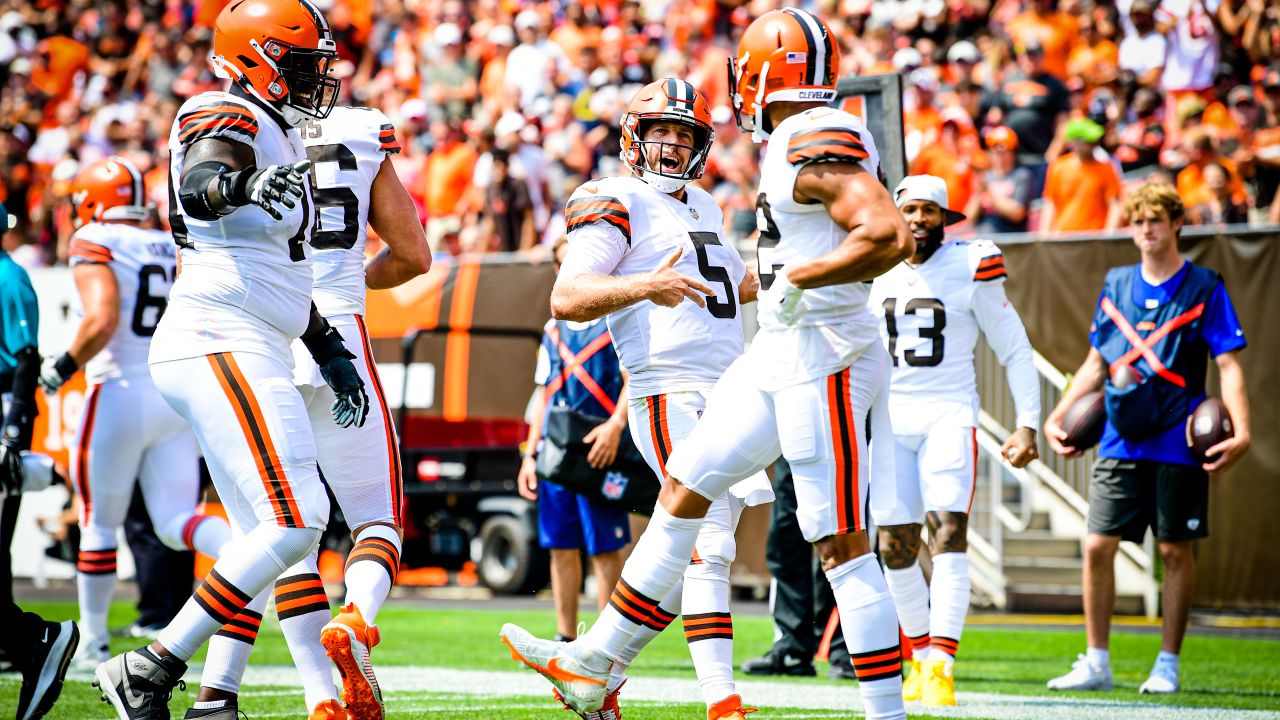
[556,175,745,398]
[867,239,1040,435]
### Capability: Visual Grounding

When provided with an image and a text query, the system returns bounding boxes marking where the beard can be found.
[916,224,946,261]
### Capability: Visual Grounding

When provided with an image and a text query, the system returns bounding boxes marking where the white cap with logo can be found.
[893,174,966,225]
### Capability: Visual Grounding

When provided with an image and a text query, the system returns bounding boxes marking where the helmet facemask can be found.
[250,37,340,127]
[622,115,714,194]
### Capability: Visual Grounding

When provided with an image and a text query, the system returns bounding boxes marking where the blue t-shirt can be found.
[0,250,39,375]
[1088,261,1246,465]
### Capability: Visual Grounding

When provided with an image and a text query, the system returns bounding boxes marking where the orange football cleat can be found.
[321,603,384,720]
[309,699,350,719]
[707,694,758,720]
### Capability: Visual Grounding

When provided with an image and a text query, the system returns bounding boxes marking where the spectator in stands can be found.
[1176,129,1248,215]
[911,107,984,223]
[1005,0,1078,80]
[1044,182,1250,696]
[1118,1,1166,89]
[423,118,477,253]
[423,22,477,122]
[974,127,1034,234]
[481,148,536,254]
[1040,118,1124,233]
[1116,88,1167,174]
[1187,162,1250,224]
[1158,0,1227,134]
[981,39,1070,198]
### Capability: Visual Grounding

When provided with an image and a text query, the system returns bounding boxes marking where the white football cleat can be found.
[1139,662,1179,694]
[1047,654,1113,691]
[500,623,608,713]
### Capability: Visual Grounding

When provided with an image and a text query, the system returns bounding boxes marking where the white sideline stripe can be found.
[196,665,1280,720]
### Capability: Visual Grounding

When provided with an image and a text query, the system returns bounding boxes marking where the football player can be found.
[499,11,915,720]
[38,157,235,672]
[187,106,429,720]
[514,79,774,720]
[92,2,370,719]
[867,175,1040,707]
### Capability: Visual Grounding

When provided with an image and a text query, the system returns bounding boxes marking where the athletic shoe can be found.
[499,623,608,713]
[741,648,815,677]
[181,702,241,719]
[1046,654,1113,691]
[125,623,169,640]
[72,637,111,673]
[706,694,757,720]
[17,619,79,720]
[901,657,925,701]
[308,699,351,719]
[93,645,187,720]
[920,659,956,707]
[555,683,623,720]
[321,603,384,720]
[1138,662,1179,694]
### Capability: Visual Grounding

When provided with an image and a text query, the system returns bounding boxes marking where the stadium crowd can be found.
[1,0,1278,266]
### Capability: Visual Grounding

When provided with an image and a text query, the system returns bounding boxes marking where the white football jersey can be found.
[752,106,884,389]
[68,223,177,383]
[556,176,746,398]
[302,106,401,318]
[152,90,315,366]
[869,239,1040,434]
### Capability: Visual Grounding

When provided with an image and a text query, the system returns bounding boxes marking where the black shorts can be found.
[1086,458,1209,543]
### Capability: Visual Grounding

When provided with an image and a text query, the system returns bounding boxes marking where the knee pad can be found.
[253,526,323,571]
[685,557,731,584]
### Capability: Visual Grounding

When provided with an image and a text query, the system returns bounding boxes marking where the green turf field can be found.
[4,601,1278,719]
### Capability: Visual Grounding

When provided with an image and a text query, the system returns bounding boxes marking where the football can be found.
[1188,396,1234,463]
[1060,391,1106,450]
[1111,364,1143,391]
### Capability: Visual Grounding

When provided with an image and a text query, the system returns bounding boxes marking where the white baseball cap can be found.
[894,175,966,225]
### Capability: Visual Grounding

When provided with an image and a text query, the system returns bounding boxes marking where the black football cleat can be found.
[16,619,79,720]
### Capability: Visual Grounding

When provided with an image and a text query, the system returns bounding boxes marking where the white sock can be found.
[1086,647,1110,668]
[609,579,682,694]
[275,557,338,711]
[157,526,316,661]
[827,553,906,720]
[76,548,117,643]
[682,560,736,708]
[191,700,229,710]
[883,563,930,660]
[578,504,702,667]
[1155,651,1179,669]
[928,552,969,665]
[201,591,267,692]
[343,525,401,626]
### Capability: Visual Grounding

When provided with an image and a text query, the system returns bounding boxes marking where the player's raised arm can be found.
[785,163,914,288]
[365,156,430,289]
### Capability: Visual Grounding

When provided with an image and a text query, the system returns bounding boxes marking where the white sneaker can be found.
[1139,662,1179,694]
[70,637,109,673]
[1047,654,1113,691]
[500,623,608,713]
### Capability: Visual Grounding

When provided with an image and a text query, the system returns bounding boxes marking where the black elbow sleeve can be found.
[178,161,255,220]
[3,346,38,449]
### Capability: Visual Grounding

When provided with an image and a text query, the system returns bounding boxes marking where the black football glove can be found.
[38,353,79,394]
[228,160,311,221]
[0,433,23,496]
[302,323,369,429]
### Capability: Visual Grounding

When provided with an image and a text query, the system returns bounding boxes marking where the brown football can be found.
[1187,397,1234,463]
[1061,391,1106,450]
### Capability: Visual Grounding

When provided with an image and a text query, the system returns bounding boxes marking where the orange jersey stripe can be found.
[976,255,1005,269]
[355,315,403,525]
[787,143,869,165]
[74,384,102,524]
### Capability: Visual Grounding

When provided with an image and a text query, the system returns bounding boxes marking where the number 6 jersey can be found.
[301,105,401,318]
[867,239,1040,435]
[556,175,746,398]
[69,223,177,383]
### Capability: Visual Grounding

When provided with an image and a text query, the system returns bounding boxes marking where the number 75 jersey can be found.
[301,106,401,318]
[68,223,177,383]
[558,176,745,398]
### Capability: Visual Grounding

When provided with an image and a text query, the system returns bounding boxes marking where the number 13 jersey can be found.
[556,176,746,398]
[69,223,177,383]
[302,106,401,318]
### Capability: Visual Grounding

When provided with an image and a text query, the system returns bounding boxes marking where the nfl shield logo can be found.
[602,471,628,501]
[690,207,700,220]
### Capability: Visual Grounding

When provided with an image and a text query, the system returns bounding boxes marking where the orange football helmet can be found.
[619,78,715,193]
[729,8,840,140]
[69,156,150,228]
[210,0,339,127]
